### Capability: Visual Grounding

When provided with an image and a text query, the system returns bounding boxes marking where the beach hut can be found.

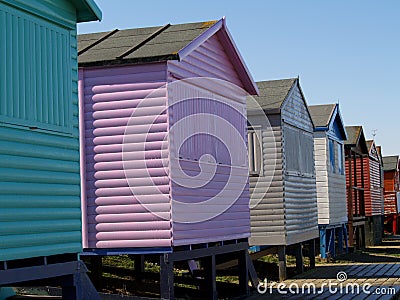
[363,140,384,245]
[344,126,368,249]
[383,155,400,234]
[0,0,101,298]
[247,78,318,281]
[78,19,258,299]
[308,104,348,258]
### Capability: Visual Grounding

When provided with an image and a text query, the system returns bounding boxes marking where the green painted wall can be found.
[0,0,82,261]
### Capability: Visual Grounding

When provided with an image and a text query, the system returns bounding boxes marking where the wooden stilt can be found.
[203,255,217,300]
[160,254,174,300]
[295,243,304,274]
[238,249,249,296]
[309,239,316,268]
[278,246,287,282]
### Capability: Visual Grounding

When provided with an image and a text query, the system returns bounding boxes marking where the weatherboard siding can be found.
[314,133,347,226]
[249,85,318,246]
[79,63,173,249]
[0,1,82,261]
[314,136,330,224]
[167,33,250,245]
[364,155,383,217]
[249,115,286,246]
[281,87,318,244]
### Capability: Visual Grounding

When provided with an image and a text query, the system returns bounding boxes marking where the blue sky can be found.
[78,0,399,156]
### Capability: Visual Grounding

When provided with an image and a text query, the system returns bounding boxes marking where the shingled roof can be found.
[345,125,368,154]
[78,20,217,66]
[383,156,399,171]
[308,104,336,128]
[345,126,363,145]
[247,78,297,112]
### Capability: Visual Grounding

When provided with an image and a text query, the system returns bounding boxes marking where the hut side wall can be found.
[0,1,82,261]
[249,114,285,246]
[79,63,173,249]
[314,135,330,224]
[365,155,383,217]
[281,85,318,245]
[384,171,397,215]
[167,33,250,246]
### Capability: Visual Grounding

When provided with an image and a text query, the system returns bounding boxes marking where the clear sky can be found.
[78,0,400,156]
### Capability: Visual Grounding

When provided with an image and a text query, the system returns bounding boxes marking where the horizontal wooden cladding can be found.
[81,63,172,249]
[0,243,82,261]
[284,174,318,241]
[364,157,384,216]
[384,192,397,215]
[0,122,81,261]
[249,125,285,244]
[167,32,250,245]
[314,136,347,225]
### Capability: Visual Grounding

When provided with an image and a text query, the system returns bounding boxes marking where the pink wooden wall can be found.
[79,63,172,249]
[167,33,250,245]
[79,32,251,249]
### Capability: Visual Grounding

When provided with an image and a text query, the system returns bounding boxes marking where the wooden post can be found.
[309,239,316,268]
[347,149,354,249]
[133,255,145,280]
[203,255,217,300]
[278,246,287,282]
[393,215,398,235]
[238,249,249,296]
[89,256,102,288]
[337,226,344,254]
[320,227,327,259]
[329,228,336,257]
[160,254,174,300]
[61,274,82,300]
[295,243,303,274]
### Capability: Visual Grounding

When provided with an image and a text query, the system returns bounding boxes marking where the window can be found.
[284,126,300,172]
[337,142,344,175]
[329,139,335,173]
[248,129,262,176]
[0,2,72,134]
[284,125,314,176]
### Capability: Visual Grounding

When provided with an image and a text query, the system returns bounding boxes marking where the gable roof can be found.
[247,78,297,112]
[78,18,258,94]
[366,140,374,152]
[344,125,368,154]
[308,104,336,128]
[383,156,399,171]
[73,0,102,22]
[309,103,347,140]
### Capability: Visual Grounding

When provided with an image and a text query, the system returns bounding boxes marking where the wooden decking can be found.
[248,262,400,299]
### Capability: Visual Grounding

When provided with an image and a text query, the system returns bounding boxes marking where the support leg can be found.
[393,215,397,235]
[295,243,304,274]
[238,249,249,296]
[61,274,82,300]
[329,228,336,257]
[203,255,217,300]
[338,226,344,254]
[343,225,349,254]
[278,246,287,282]
[133,255,145,280]
[309,239,316,269]
[320,227,327,259]
[160,254,174,300]
[89,256,103,288]
[348,222,354,250]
